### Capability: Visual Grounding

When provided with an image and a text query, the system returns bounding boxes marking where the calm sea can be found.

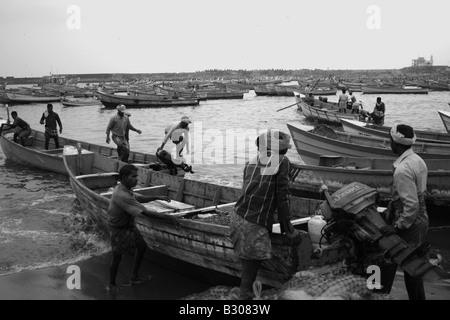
[1,88,450,296]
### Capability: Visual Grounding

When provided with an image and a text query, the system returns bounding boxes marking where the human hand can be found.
[59,128,62,134]
[106,136,110,144]
[285,229,302,246]
[156,146,162,152]
[137,130,142,134]
[380,225,397,236]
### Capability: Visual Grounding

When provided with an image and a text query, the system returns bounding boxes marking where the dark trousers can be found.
[44,132,59,150]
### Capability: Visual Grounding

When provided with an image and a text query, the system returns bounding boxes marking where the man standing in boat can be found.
[379,124,428,300]
[338,89,349,113]
[106,104,141,163]
[39,103,63,150]
[230,129,302,300]
[106,164,180,291]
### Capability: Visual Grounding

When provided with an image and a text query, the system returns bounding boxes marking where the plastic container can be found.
[308,215,327,244]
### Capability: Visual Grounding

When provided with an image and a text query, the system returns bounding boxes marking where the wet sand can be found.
[0,253,212,300]
[1,252,449,300]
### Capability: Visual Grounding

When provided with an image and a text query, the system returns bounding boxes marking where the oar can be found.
[276,101,301,112]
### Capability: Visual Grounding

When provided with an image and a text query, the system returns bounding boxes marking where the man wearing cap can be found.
[106,104,141,163]
[230,129,302,300]
[378,124,428,300]
[157,116,191,164]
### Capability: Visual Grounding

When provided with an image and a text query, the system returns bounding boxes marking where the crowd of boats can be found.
[1,75,449,298]
[1,74,450,109]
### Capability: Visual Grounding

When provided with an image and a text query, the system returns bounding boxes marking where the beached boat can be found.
[0,128,172,175]
[340,119,450,144]
[296,98,361,125]
[290,156,450,207]
[286,122,450,165]
[361,86,429,94]
[438,110,450,134]
[62,149,351,288]
[97,90,200,109]
[6,92,62,103]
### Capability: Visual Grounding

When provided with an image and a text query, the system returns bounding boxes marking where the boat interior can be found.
[65,150,314,233]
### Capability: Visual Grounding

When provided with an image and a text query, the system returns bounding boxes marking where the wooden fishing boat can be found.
[97,90,200,109]
[438,110,450,134]
[0,128,170,175]
[286,122,450,165]
[290,156,450,207]
[62,149,350,288]
[296,97,361,125]
[361,86,429,94]
[61,98,102,107]
[340,119,450,144]
[6,92,62,103]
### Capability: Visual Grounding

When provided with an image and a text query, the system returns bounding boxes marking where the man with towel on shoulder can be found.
[378,124,429,300]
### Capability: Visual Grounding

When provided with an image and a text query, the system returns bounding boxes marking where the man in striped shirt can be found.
[230,129,301,299]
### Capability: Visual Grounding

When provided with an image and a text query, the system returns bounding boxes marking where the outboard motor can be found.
[318,182,435,279]
[156,149,194,175]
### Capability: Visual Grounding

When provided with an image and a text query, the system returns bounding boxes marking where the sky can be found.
[0,0,449,77]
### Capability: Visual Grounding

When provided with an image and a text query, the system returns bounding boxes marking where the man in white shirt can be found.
[157,116,191,165]
[379,124,428,300]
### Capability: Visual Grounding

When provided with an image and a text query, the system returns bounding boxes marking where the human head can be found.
[11,111,18,119]
[47,103,53,112]
[342,89,346,94]
[119,164,138,189]
[390,124,416,154]
[116,104,126,115]
[180,116,191,128]
[377,97,382,103]
[256,129,292,155]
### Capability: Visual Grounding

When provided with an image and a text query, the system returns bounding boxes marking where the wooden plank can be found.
[175,179,185,202]
[75,172,119,180]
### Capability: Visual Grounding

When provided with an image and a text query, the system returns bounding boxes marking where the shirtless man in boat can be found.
[4,111,32,146]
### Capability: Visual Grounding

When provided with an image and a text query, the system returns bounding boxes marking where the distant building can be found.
[411,55,433,67]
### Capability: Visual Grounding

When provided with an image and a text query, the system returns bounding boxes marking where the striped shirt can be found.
[235,154,292,231]
[392,148,428,229]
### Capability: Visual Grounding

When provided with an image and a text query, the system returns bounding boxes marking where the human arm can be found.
[56,114,63,133]
[392,169,420,229]
[141,208,181,228]
[127,119,142,134]
[106,117,114,144]
[276,158,299,239]
[158,124,176,150]
[39,113,45,125]
[134,193,171,203]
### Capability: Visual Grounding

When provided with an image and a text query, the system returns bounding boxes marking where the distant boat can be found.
[6,92,61,103]
[286,122,450,165]
[361,86,429,94]
[97,90,200,109]
[438,110,450,134]
[296,97,361,125]
[340,118,450,144]
[61,98,102,107]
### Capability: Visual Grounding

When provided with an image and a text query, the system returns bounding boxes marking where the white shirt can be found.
[392,148,428,229]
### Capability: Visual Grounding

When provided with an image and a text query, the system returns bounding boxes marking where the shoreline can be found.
[1,252,449,300]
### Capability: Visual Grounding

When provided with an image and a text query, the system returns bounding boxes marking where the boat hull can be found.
[63,152,349,288]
